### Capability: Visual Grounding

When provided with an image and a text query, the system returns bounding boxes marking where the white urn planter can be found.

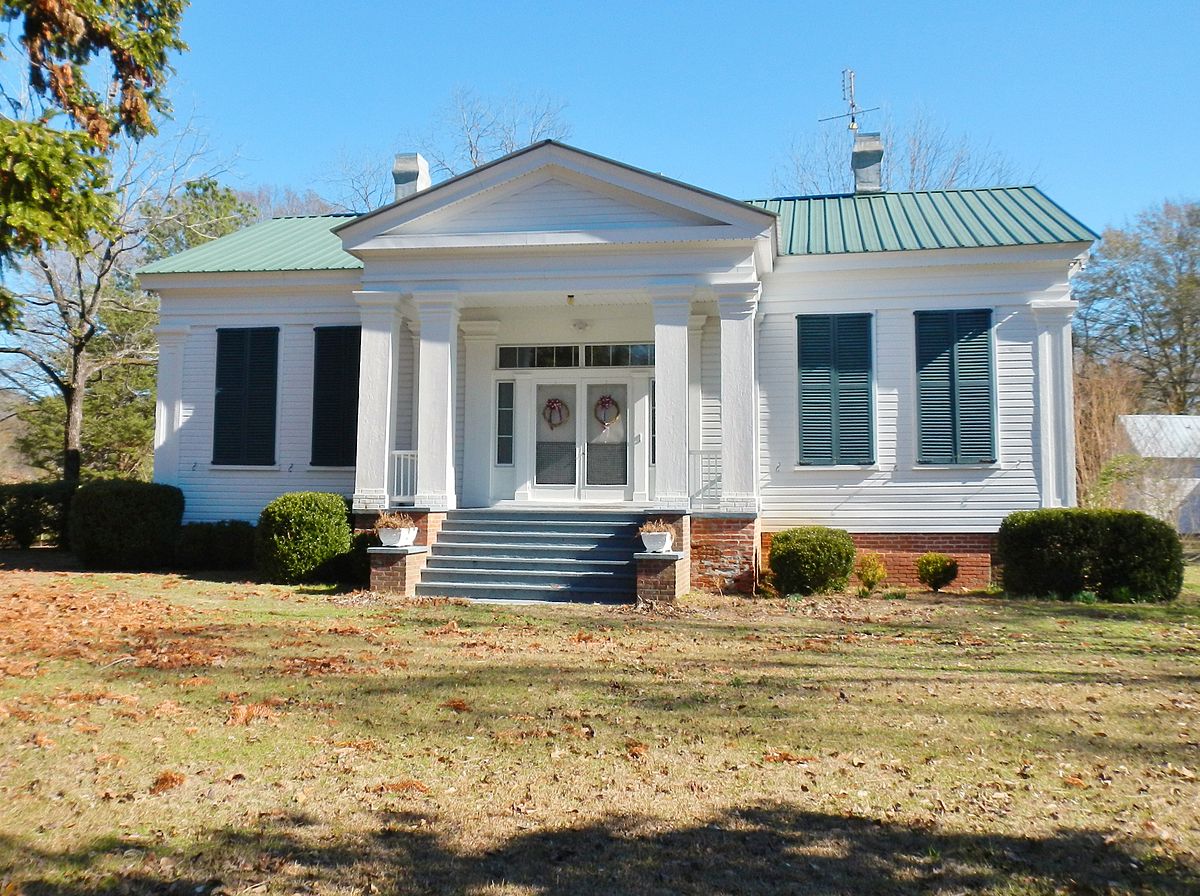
[378,526,418,548]
[639,531,674,553]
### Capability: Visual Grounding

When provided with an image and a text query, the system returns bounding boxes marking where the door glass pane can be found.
[586,383,628,486]
[535,383,576,485]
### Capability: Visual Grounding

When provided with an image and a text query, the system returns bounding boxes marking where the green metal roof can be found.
[138,185,1095,275]
[138,214,361,274]
[748,186,1096,255]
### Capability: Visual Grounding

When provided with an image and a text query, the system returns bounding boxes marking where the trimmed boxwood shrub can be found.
[769,526,856,596]
[69,480,184,569]
[916,552,958,592]
[997,508,1183,602]
[176,520,257,571]
[256,492,351,584]
[0,481,74,548]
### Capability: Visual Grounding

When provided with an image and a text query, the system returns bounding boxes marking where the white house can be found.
[140,138,1094,598]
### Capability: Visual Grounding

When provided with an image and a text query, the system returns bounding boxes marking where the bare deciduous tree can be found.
[774,107,1023,195]
[1074,355,1143,507]
[1073,200,1200,415]
[0,131,224,482]
[237,184,338,220]
[421,87,572,179]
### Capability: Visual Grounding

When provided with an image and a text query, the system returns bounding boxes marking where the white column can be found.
[152,324,189,487]
[414,291,460,510]
[652,291,693,509]
[1032,300,1079,508]
[717,285,761,513]
[460,320,500,507]
[353,292,402,511]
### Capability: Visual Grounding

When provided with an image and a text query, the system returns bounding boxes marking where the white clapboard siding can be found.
[757,301,1043,534]
[171,296,360,525]
[700,316,722,452]
[393,329,415,451]
[415,176,715,234]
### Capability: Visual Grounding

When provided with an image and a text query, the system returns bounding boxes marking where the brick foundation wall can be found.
[690,515,759,594]
[760,531,995,591]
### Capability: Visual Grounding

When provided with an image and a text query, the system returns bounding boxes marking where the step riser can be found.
[440,522,639,537]
[435,531,639,548]
[446,511,645,524]
[422,572,635,589]
[431,543,633,562]
[426,557,633,574]
[414,583,631,603]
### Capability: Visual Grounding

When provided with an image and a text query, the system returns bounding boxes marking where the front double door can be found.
[530,378,634,502]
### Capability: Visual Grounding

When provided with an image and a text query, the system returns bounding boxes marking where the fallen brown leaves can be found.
[440,698,471,713]
[149,771,185,794]
[226,700,283,726]
[368,779,429,795]
[763,750,817,764]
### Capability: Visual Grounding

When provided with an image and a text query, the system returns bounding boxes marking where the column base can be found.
[352,489,390,512]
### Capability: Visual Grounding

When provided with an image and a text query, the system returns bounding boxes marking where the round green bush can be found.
[916,552,958,592]
[997,508,1183,602]
[68,480,184,569]
[768,526,856,596]
[256,492,351,584]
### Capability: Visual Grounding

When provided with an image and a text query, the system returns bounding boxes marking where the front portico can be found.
[337,141,775,516]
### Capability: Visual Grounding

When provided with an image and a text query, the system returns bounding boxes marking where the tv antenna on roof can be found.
[818,69,879,131]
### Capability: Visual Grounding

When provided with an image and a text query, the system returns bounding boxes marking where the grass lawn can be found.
[0,554,1197,895]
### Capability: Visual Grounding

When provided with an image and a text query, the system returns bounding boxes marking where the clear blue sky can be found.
[166,0,1199,232]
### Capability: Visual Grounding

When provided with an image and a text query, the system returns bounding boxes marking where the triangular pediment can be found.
[335,141,777,254]
[399,171,722,236]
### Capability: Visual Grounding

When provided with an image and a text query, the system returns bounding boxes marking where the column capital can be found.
[459,319,501,341]
[411,289,461,313]
[652,294,694,326]
[716,283,761,319]
[154,324,190,346]
[687,313,708,333]
[354,289,404,311]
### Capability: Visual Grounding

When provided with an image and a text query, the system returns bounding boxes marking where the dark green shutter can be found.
[798,314,873,465]
[213,327,278,465]
[311,326,361,466]
[952,310,996,463]
[915,310,995,464]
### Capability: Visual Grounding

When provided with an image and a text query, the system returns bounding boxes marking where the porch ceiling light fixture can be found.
[566,294,576,305]
[572,319,590,331]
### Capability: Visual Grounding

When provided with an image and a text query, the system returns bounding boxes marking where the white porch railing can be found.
[391,450,418,503]
[689,449,722,510]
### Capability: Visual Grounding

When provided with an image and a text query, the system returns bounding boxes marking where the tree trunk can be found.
[63,382,84,485]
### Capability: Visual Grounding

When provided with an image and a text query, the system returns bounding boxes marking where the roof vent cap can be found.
[393,153,431,201]
[851,132,883,194]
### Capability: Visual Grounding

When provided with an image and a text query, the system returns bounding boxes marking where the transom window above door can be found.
[496,343,655,369]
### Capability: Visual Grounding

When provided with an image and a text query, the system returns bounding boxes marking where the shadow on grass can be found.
[5,803,1197,895]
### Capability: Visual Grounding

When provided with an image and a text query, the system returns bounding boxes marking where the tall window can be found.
[311,326,361,466]
[213,327,278,465]
[496,381,514,465]
[796,314,873,465]
[915,309,996,464]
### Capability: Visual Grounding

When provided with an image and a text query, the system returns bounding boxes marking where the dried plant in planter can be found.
[375,511,415,530]
[639,519,673,534]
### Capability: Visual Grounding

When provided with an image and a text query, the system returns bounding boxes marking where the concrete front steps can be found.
[414,509,642,602]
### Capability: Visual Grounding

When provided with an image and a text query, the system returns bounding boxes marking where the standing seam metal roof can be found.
[138,186,1095,275]
[748,186,1096,255]
[138,214,361,274]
